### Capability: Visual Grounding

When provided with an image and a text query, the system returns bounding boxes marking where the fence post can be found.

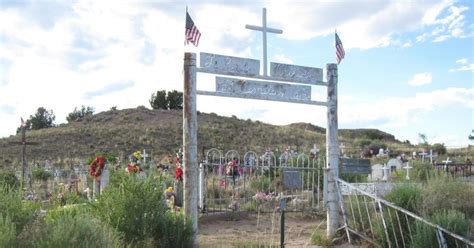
[326,63,339,237]
[183,52,198,244]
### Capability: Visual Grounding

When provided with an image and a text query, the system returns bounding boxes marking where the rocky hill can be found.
[0,106,407,168]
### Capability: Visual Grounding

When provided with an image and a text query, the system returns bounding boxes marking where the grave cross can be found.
[403,162,413,180]
[8,119,39,186]
[142,149,149,164]
[418,150,428,163]
[245,8,283,76]
[442,157,452,170]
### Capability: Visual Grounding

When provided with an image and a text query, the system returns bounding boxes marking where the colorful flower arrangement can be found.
[253,191,275,202]
[89,156,106,178]
[126,151,143,174]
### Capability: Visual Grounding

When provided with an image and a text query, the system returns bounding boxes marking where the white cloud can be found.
[456,58,468,64]
[408,73,432,86]
[450,58,474,72]
[273,54,293,64]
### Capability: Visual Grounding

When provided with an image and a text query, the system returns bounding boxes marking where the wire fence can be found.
[336,178,474,248]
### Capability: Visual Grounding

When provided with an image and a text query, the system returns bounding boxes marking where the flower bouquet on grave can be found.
[252,191,275,212]
[126,151,144,175]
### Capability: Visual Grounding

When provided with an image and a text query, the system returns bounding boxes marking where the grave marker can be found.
[341,158,371,174]
[283,169,302,190]
[8,118,39,187]
[403,162,413,180]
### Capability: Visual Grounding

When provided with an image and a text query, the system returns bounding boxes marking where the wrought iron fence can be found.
[336,178,474,248]
[199,148,325,213]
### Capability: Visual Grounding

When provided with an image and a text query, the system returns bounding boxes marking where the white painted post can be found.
[326,63,339,238]
[183,52,198,243]
[382,164,390,181]
[199,163,204,210]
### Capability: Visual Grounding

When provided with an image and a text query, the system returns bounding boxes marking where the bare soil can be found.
[199,212,324,247]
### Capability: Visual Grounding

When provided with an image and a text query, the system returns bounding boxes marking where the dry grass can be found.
[0,106,417,169]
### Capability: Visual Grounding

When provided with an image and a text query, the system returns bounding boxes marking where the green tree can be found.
[431,143,447,155]
[150,90,167,110]
[66,105,94,122]
[167,90,183,110]
[28,107,55,130]
[418,133,428,145]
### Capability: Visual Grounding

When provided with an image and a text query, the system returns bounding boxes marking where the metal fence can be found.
[199,148,325,213]
[336,178,474,248]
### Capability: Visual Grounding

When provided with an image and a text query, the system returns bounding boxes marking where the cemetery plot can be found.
[200,149,324,214]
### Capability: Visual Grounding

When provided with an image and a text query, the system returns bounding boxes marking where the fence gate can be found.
[199,148,325,213]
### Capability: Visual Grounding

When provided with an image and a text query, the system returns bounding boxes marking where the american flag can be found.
[335,32,345,64]
[185,11,201,47]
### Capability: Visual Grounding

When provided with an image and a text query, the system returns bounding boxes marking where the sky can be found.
[0,0,473,148]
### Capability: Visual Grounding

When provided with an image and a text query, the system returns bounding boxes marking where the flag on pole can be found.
[185,11,201,47]
[335,32,345,64]
[20,117,26,128]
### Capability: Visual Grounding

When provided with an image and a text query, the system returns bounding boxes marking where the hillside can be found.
[0,107,408,168]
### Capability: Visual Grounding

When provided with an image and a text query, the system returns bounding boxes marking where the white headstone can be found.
[100,166,110,193]
[387,158,403,171]
[382,164,390,181]
[371,164,385,181]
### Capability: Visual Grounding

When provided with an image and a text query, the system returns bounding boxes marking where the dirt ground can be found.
[199,212,325,247]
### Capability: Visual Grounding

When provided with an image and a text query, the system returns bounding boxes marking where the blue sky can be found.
[0,0,472,147]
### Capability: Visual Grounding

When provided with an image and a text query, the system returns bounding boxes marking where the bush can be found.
[411,210,469,248]
[421,177,474,218]
[0,214,16,247]
[32,168,53,181]
[66,105,94,122]
[93,176,194,247]
[0,171,19,189]
[36,209,120,248]
[0,186,39,235]
[385,184,422,214]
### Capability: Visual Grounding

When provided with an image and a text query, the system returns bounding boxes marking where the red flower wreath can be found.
[89,156,106,178]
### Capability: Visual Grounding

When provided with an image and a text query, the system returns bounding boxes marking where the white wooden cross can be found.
[426,149,434,164]
[418,150,428,163]
[442,157,452,170]
[403,162,413,180]
[245,8,283,76]
[142,149,149,164]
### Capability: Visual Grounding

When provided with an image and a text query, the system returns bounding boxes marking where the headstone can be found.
[387,158,403,172]
[371,164,385,181]
[341,158,371,174]
[283,169,302,190]
[378,148,385,157]
[100,166,110,193]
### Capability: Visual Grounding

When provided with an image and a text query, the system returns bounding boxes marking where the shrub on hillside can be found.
[0,214,16,247]
[35,209,120,248]
[0,186,39,236]
[93,176,193,247]
[411,210,469,248]
[0,171,19,189]
[385,184,422,214]
[421,177,474,218]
